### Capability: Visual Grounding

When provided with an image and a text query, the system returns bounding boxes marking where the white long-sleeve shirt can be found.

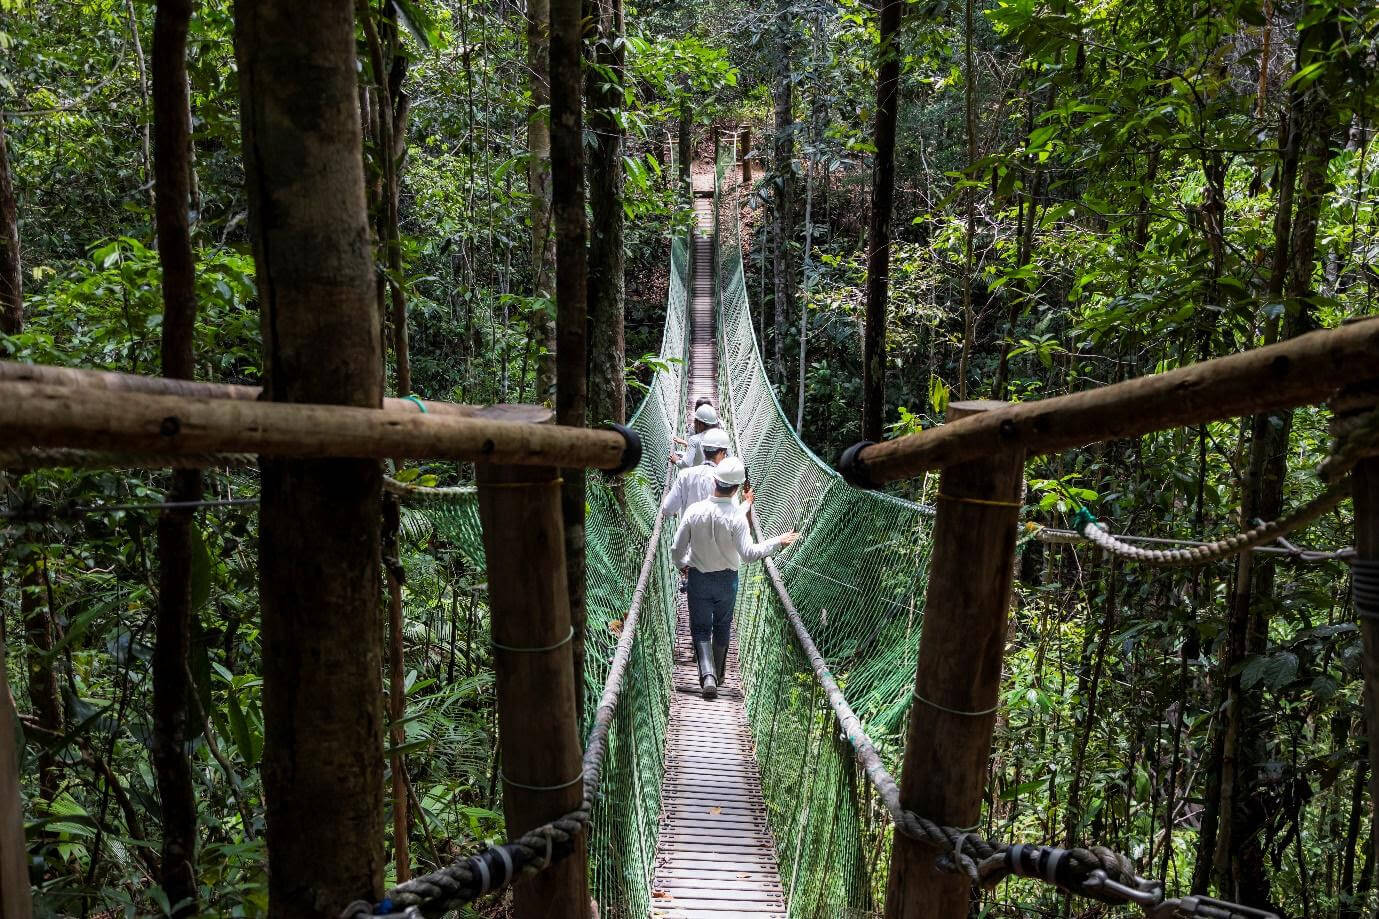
[674,431,706,469]
[660,463,718,518]
[672,496,786,573]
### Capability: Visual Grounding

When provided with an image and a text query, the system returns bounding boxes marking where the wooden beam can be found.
[0,360,479,417]
[843,317,1379,485]
[0,381,638,471]
[884,401,1022,919]
[475,462,589,919]
[1,653,32,919]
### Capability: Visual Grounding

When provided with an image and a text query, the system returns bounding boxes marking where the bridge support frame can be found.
[884,400,1023,919]
[476,460,590,919]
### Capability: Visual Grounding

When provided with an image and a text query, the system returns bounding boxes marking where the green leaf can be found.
[391,0,445,51]
[226,693,257,766]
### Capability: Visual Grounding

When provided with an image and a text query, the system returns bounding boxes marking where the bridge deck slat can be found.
[651,195,787,917]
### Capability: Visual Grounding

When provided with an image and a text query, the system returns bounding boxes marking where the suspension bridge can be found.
[4,143,1379,919]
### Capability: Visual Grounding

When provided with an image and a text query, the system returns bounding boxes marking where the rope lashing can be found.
[500,769,585,792]
[1036,481,1351,566]
[911,687,1000,718]
[936,492,1023,509]
[1353,557,1379,621]
[404,394,428,413]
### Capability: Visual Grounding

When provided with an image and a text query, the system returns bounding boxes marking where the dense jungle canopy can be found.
[2,0,1379,916]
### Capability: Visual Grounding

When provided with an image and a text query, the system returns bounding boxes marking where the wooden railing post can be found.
[1,650,32,919]
[884,400,1023,919]
[476,460,589,919]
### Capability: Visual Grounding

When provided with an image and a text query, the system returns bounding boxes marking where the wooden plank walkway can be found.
[651,188,787,919]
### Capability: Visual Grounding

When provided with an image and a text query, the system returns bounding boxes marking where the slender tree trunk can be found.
[235,2,386,915]
[587,0,626,427]
[678,97,691,188]
[382,496,409,882]
[359,3,411,398]
[1340,757,1368,919]
[0,112,19,335]
[551,0,590,730]
[151,1,201,913]
[22,559,61,800]
[956,0,977,401]
[796,124,814,433]
[527,0,557,402]
[771,6,795,387]
[1214,17,1342,905]
[0,641,31,919]
[862,0,902,442]
[126,0,155,211]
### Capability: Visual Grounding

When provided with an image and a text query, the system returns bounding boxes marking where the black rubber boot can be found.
[713,641,729,684]
[695,639,718,699]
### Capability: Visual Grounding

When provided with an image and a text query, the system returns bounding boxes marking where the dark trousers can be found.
[687,568,739,645]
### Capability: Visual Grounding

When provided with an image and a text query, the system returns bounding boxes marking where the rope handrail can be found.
[1034,480,1353,566]
[339,479,673,919]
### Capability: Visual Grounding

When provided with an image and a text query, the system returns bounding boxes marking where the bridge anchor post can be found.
[884,400,1023,919]
[476,458,590,919]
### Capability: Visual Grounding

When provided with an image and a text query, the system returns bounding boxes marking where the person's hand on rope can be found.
[779,531,800,546]
[742,484,755,505]
[669,453,682,466]
[672,435,687,447]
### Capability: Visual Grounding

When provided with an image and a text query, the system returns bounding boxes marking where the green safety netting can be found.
[398,235,691,918]
[712,149,936,915]
[398,148,937,916]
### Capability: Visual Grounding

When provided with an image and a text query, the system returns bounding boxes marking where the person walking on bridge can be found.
[661,427,732,519]
[672,399,720,469]
[672,457,799,699]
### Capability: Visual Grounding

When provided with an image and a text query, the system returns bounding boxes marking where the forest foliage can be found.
[2,0,1379,915]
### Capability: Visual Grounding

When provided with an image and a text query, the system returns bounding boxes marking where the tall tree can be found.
[234,2,385,916]
[587,0,626,428]
[0,113,18,336]
[151,0,201,913]
[552,0,590,735]
[862,0,903,442]
[527,0,557,402]
[771,0,796,386]
[1207,11,1346,905]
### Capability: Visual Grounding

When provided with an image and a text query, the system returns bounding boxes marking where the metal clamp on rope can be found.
[838,441,877,489]
[1081,867,1163,907]
[1147,895,1280,919]
[604,423,643,477]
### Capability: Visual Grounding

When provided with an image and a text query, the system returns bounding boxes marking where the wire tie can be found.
[500,768,586,792]
[937,492,1022,509]
[479,477,564,489]
[471,852,491,894]
[491,627,575,654]
[491,844,513,886]
[404,395,428,414]
[913,687,1000,717]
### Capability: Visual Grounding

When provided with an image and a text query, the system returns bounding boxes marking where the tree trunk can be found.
[0,642,31,919]
[956,0,977,401]
[771,6,795,387]
[551,0,589,726]
[22,559,62,800]
[796,124,814,433]
[862,0,902,442]
[151,0,201,913]
[678,97,691,187]
[586,0,626,428]
[234,2,386,916]
[1213,17,1342,905]
[527,0,556,402]
[0,112,19,335]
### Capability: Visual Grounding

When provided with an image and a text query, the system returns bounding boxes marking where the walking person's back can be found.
[672,458,799,698]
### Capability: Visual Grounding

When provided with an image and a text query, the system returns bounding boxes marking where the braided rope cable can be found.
[1038,481,1350,566]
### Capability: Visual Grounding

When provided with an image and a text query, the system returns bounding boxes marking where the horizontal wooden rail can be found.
[840,317,1379,486]
[0,360,478,417]
[0,381,640,471]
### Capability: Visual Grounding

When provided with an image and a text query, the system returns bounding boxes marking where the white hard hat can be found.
[701,428,732,452]
[694,403,719,425]
[714,457,746,486]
